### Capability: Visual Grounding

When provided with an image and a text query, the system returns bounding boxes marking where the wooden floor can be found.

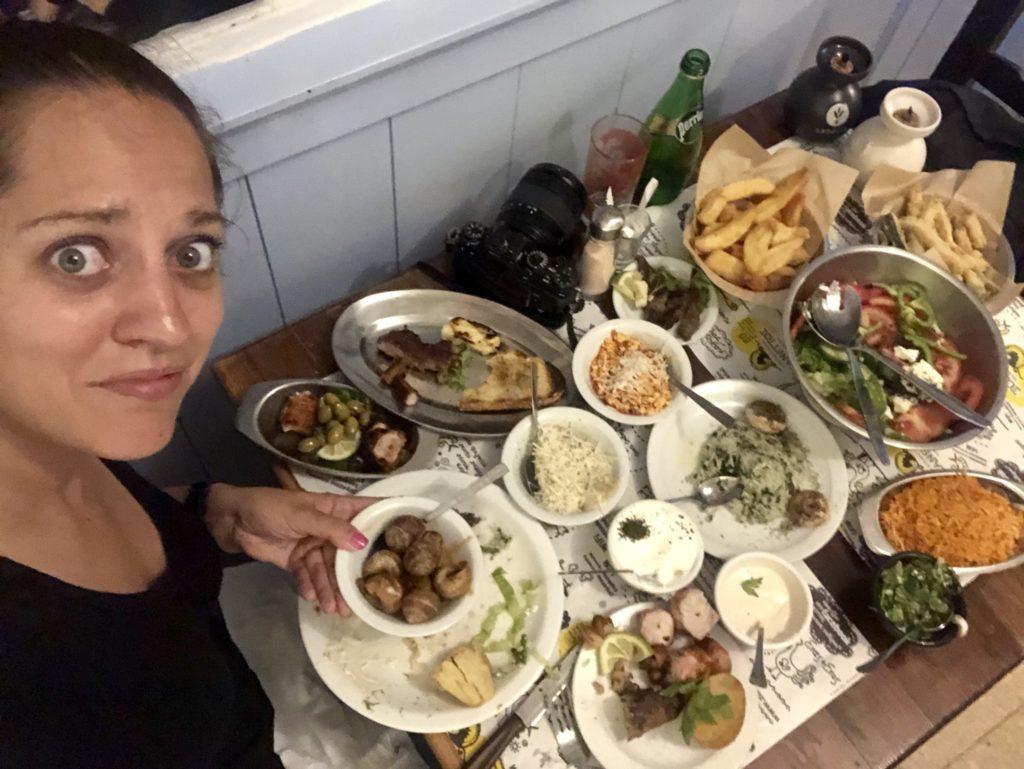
[897,664,1024,769]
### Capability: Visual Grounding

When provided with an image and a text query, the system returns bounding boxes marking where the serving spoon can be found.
[663,475,743,508]
[522,362,541,496]
[803,284,889,464]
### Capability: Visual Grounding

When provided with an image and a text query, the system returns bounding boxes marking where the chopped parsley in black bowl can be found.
[871,552,967,647]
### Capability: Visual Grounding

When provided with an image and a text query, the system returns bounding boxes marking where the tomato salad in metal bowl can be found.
[790,280,984,444]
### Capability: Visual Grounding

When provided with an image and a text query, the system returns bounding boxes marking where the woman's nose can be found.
[111,269,191,350]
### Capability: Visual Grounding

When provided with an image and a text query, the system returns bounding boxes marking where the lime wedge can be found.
[317,434,359,461]
[597,632,653,675]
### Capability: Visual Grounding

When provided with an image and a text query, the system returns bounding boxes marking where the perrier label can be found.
[636,48,710,206]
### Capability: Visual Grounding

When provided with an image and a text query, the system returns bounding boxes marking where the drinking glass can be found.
[582,114,651,212]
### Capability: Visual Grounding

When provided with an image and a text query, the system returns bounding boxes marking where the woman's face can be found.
[0,87,223,460]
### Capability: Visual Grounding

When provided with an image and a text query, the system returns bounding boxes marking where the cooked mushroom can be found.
[404,530,444,576]
[787,489,829,527]
[402,587,441,624]
[433,561,472,599]
[361,549,402,579]
[402,573,432,593]
[744,400,787,433]
[359,573,403,614]
[591,615,615,638]
[384,515,426,553]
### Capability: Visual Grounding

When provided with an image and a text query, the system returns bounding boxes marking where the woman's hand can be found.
[203,484,376,615]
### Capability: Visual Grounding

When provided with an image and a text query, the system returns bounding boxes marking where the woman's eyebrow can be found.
[19,207,130,231]
[188,209,227,227]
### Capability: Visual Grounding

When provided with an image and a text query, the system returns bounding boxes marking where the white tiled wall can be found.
[137,0,970,486]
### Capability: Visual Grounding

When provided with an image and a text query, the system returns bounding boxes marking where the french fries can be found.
[692,170,811,291]
[893,186,1001,299]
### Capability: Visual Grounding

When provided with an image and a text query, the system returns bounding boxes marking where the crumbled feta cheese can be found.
[909,360,945,389]
[884,406,894,421]
[893,345,920,364]
[892,395,917,415]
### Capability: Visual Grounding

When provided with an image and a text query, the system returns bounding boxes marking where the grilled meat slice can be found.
[377,328,453,373]
[617,681,683,740]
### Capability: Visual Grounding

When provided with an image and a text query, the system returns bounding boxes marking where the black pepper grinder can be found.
[784,36,873,143]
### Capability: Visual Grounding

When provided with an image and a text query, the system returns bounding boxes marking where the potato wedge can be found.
[697,177,775,225]
[705,249,747,283]
[780,193,804,227]
[750,169,808,224]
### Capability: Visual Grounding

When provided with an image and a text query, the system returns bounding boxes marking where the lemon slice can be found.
[597,632,653,675]
[317,434,360,461]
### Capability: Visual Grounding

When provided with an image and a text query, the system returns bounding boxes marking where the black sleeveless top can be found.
[0,463,282,769]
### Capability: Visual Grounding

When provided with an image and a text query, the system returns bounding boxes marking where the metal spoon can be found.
[662,353,735,428]
[522,363,541,495]
[749,625,768,688]
[424,463,509,523]
[809,285,989,428]
[664,475,743,507]
[856,613,967,674]
[804,284,889,464]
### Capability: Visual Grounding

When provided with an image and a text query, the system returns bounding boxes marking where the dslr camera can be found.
[448,163,587,328]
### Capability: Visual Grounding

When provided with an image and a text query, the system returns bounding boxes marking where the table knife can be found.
[464,651,576,769]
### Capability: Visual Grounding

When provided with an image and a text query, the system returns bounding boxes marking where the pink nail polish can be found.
[350,530,369,549]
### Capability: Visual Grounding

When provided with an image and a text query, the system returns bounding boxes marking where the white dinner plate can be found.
[572,602,758,769]
[611,256,719,344]
[647,380,848,562]
[297,470,565,733]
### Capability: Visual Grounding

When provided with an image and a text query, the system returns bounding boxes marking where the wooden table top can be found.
[213,91,1023,769]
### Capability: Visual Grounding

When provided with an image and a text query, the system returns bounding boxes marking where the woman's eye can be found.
[175,240,217,271]
[50,244,108,276]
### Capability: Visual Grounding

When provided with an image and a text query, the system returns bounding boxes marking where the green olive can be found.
[332,403,351,421]
[327,426,345,445]
[317,404,333,423]
[343,417,359,437]
[348,400,365,415]
[337,389,352,402]
[297,437,320,454]
[358,410,371,427]
[322,392,341,406]
[326,419,342,432]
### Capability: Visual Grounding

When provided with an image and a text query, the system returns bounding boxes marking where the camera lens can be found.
[495,163,586,252]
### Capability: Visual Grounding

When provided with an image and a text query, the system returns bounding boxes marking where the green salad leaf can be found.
[794,335,888,417]
[441,341,475,391]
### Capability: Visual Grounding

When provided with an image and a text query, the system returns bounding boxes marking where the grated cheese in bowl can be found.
[532,423,617,515]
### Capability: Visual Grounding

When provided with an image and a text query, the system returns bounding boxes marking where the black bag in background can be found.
[859,80,1024,281]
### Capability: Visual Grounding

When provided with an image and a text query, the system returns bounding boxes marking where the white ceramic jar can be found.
[842,87,942,186]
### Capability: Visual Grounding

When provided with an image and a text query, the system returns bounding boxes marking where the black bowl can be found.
[870,551,967,647]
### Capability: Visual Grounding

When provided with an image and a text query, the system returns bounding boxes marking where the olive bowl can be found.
[870,551,968,648]
[235,378,438,481]
[336,496,484,639]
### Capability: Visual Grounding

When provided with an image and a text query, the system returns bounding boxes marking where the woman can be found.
[0,21,370,768]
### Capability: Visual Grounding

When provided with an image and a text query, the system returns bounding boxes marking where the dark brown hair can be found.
[0,20,222,203]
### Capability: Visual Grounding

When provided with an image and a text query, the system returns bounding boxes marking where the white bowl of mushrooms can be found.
[336,496,483,638]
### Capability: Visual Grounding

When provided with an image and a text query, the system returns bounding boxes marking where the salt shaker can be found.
[579,206,624,297]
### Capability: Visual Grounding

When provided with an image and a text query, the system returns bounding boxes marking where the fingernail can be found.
[349,530,369,549]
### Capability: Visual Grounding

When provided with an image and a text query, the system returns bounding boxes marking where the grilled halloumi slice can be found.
[441,317,501,356]
[458,349,563,412]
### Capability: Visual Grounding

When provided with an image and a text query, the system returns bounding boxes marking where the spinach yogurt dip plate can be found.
[647,380,849,562]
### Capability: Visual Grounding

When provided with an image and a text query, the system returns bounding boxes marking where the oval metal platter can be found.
[331,289,576,436]
[859,469,1024,578]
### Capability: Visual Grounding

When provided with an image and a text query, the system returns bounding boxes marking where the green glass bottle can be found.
[636,49,710,206]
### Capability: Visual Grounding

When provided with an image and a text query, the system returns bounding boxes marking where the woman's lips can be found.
[93,369,185,402]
